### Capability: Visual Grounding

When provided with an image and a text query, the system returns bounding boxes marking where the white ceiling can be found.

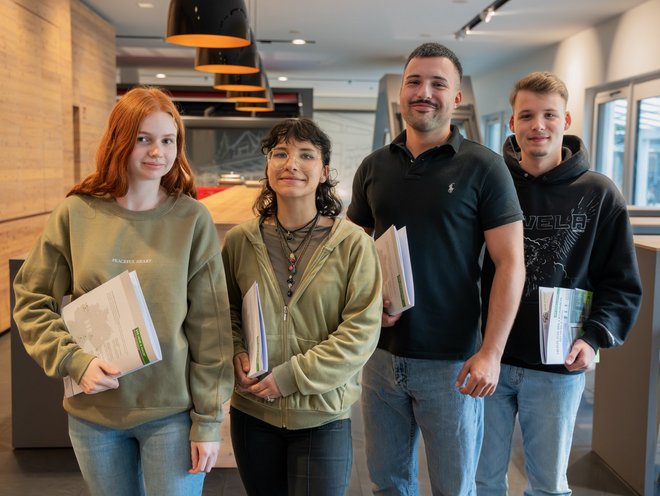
[82,0,648,101]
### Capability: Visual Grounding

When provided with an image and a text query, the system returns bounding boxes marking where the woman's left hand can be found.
[189,441,220,474]
[247,373,282,403]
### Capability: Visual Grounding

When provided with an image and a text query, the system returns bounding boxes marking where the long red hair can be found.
[68,86,197,198]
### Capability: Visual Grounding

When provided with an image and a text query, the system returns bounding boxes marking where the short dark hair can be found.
[510,71,569,107]
[254,118,343,218]
[404,42,463,81]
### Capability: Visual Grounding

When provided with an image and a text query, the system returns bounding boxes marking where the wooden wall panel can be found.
[0,0,67,221]
[71,0,116,180]
[0,0,115,332]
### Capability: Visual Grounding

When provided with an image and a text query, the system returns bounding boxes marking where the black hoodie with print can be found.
[481,134,642,374]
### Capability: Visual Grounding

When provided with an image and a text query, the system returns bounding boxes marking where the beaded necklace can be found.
[275,212,320,297]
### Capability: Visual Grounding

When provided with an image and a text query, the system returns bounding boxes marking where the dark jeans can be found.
[230,406,352,496]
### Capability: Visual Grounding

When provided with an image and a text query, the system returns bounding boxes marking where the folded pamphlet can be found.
[62,270,161,397]
[242,281,268,378]
[375,225,414,315]
[539,286,593,365]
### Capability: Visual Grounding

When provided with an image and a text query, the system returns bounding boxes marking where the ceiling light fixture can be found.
[277,76,288,82]
[214,69,269,92]
[235,100,275,112]
[257,39,315,45]
[227,88,272,103]
[480,6,495,23]
[454,0,509,40]
[165,0,251,48]
[195,35,260,74]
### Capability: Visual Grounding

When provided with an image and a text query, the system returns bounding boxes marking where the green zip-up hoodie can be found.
[222,217,382,429]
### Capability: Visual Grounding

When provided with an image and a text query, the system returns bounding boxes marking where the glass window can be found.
[591,77,660,206]
[482,111,511,153]
[594,98,627,192]
[633,97,660,206]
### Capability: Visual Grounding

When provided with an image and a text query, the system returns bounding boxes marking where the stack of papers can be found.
[62,270,161,397]
[375,225,414,315]
[242,282,268,378]
[539,286,592,364]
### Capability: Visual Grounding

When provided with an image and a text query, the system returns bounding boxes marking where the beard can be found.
[402,107,449,134]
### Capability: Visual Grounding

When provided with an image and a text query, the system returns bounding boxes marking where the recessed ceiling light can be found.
[155,73,166,79]
[278,76,288,82]
[137,2,155,8]
[291,39,306,45]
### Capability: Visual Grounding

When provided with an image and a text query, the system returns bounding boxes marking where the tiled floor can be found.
[0,330,653,495]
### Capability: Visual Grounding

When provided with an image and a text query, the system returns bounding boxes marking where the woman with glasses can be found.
[221,117,382,496]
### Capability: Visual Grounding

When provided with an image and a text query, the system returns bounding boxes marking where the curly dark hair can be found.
[253,117,343,218]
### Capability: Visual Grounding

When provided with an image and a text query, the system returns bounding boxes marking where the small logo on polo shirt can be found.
[448,183,456,193]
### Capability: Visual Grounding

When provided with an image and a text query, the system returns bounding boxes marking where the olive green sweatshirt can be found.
[13,194,233,442]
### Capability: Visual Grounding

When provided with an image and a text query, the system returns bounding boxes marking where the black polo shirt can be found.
[348,127,522,359]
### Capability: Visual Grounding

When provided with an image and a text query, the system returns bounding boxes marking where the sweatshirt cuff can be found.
[61,349,96,383]
[190,419,221,442]
[579,324,605,353]
[271,362,298,397]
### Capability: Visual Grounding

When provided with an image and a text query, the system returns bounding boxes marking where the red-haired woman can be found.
[13,87,233,496]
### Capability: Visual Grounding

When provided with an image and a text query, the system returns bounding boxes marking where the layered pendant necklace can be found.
[275,212,321,297]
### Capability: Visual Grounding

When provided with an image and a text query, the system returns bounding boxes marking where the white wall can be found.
[472,0,660,140]
[314,111,375,211]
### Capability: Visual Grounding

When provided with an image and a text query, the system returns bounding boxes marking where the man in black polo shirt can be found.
[348,42,525,495]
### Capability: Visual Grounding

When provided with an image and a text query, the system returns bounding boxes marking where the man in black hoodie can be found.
[476,72,642,495]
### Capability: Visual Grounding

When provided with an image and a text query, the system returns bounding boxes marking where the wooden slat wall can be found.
[0,0,115,332]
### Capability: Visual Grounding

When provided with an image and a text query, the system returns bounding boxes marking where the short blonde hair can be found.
[510,71,568,107]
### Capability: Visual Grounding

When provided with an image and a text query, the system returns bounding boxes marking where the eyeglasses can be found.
[267,149,322,171]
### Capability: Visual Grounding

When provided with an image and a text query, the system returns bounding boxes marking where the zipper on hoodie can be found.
[282,303,289,427]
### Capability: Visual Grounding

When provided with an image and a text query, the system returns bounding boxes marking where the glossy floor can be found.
[0,331,653,495]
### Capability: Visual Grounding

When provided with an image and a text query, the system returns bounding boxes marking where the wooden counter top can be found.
[199,185,261,227]
[634,235,660,251]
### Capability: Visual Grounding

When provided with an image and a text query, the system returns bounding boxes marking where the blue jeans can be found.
[68,411,205,496]
[476,364,585,496]
[230,406,352,496]
[362,348,483,496]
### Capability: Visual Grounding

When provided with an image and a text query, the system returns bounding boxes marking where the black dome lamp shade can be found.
[195,35,260,74]
[165,0,251,48]
[214,68,269,92]
[235,100,275,112]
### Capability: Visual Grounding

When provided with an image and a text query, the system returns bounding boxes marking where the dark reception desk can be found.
[9,256,71,448]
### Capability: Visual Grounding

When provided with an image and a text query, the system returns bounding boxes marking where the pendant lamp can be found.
[195,42,260,74]
[235,100,275,112]
[226,89,272,103]
[165,0,251,48]
[214,70,268,92]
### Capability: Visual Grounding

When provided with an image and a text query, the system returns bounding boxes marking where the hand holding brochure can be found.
[539,286,593,364]
[375,225,414,315]
[242,281,268,378]
[62,270,162,397]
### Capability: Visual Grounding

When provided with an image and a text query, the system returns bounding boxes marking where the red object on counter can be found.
[196,186,232,199]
